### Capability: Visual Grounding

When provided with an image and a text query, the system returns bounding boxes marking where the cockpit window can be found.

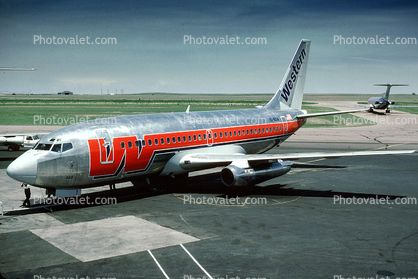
[35,143,52,151]
[62,143,73,152]
[51,144,62,152]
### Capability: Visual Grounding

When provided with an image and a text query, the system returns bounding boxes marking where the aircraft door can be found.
[48,142,78,187]
[279,116,288,135]
[94,129,113,162]
[206,129,214,146]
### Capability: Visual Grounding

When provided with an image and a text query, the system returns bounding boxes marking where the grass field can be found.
[1,93,415,127]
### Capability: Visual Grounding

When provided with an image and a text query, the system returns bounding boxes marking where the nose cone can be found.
[7,152,38,184]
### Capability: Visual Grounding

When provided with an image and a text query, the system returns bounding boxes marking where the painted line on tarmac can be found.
[148,250,170,279]
[180,244,213,279]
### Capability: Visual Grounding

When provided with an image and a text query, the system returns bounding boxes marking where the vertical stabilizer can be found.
[374,83,409,100]
[264,39,311,110]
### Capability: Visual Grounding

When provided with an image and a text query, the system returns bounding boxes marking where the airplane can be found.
[6,40,417,198]
[0,67,36,71]
[367,84,408,113]
[0,133,41,151]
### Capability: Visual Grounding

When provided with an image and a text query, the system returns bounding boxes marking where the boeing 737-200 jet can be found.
[6,40,417,197]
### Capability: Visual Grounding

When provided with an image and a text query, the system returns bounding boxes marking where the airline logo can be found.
[280,47,306,103]
[88,136,147,177]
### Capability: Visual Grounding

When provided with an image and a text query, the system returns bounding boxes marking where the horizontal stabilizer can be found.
[296,109,367,119]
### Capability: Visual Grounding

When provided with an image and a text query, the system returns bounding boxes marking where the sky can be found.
[0,0,417,95]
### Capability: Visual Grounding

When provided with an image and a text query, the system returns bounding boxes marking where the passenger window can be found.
[167,137,171,144]
[219,132,223,138]
[160,138,164,145]
[177,136,181,142]
[188,135,192,142]
[183,136,186,142]
[148,139,152,146]
[51,144,62,152]
[154,138,158,145]
[193,135,197,141]
[250,129,253,135]
[279,126,282,131]
[254,129,257,134]
[128,141,133,148]
[198,134,202,140]
[208,133,212,139]
[142,140,146,146]
[62,143,73,152]
[121,142,125,149]
[262,128,265,133]
[238,131,241,136]
[172,136,176,143]
[203,134,206,140]
[214,132,218,139]
[224,132,228,138]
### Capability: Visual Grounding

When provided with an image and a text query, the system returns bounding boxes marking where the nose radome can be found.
[6,152,38,185]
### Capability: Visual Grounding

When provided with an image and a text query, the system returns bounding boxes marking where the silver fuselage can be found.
[7,108,306,189]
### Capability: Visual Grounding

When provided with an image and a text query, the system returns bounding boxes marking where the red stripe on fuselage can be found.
[88,120,303,177]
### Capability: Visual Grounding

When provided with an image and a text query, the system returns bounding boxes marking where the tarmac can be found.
[0,108,417,279]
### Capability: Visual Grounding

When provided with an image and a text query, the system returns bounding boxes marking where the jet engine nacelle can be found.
[220,162,292,187]
[390,100,395,105]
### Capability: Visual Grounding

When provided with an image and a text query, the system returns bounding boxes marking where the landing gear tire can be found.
[386,109,390,113]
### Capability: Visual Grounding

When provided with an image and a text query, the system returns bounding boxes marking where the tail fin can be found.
[264,39,311,110]
[374,83,409,100]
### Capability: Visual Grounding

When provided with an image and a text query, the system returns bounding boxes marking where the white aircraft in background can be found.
[0,67,36,71]
[6,40,417,198]
[0,134,41,151]
[367,84,409,113]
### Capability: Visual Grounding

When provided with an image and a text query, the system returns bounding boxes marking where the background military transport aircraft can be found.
[6,40,417,197]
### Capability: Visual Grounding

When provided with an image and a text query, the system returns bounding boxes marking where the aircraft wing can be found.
[180,149,417,170]
[296,109,367,119]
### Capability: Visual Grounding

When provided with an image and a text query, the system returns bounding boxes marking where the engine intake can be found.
[221,161,292,187]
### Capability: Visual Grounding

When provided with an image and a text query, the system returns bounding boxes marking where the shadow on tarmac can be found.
[6,169,405,216]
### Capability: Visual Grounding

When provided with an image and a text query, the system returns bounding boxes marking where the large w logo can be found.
[88,135,145,178]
